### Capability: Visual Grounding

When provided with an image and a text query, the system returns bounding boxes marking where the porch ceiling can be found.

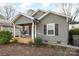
[18,23,32,26]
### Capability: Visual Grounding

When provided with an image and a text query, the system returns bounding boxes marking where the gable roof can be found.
[12,9,71,24]
[38,10,71,20]
[31,9,46,18]
[30,9,71,21]
[12,13,34,23]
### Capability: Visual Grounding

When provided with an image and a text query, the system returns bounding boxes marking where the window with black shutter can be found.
[47,23,55,36]
[44,23,58,36]
[55,24,58,36]
[44,25,47,35]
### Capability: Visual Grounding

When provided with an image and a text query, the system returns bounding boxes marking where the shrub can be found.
[0,31,12,44]
[69,29,79,45]
[35,37,42,47]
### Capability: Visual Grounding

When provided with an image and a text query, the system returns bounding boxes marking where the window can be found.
[47,23,55,36]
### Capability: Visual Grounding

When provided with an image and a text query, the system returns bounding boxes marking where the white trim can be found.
[31,9,39,16]
[31,22,34,42]
[23,14,34,20]
[31,9,46,17]
[47,23,55,36]
[38,11,49,20]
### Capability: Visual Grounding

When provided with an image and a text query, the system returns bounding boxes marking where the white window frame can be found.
[47,23,55,36]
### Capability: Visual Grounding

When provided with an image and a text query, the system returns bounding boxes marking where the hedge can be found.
[69,28,79,45]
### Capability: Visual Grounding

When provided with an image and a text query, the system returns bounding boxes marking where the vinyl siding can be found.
[37,13,69,45]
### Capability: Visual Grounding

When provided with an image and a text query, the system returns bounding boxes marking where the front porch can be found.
[13,14,37,43]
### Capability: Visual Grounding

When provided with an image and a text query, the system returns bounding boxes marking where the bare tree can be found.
[59,3,79,22]
[60,3,72,16]
[0,4,15,20]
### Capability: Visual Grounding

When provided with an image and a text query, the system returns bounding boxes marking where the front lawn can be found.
[0,43,79,56]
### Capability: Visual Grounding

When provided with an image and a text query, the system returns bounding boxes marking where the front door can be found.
[22,25,31,37]
[29,25,31,36]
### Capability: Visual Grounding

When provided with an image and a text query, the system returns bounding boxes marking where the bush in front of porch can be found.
[35,37,42,47]
[0,31,12,44]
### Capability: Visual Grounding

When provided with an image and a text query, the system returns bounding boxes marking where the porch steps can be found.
[15,37,32,44]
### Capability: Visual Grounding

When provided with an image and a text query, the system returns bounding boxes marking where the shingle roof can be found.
[12,13,34,23]
[12,9,71,24]
[37,10,71,20]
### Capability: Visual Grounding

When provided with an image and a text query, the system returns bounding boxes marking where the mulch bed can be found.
[0,43,79,56]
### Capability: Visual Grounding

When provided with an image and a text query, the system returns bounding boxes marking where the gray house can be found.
[13,9,70,45]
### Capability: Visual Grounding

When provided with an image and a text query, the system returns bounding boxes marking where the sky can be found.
[0,0,78,3]
[14,3,60,12]
[0,0,79,21]
[0,0,78,13]
[0,3,60,13]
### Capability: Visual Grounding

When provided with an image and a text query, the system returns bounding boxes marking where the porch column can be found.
[35,24,37,38]
[13,24,16,37]
[32,22,34,42]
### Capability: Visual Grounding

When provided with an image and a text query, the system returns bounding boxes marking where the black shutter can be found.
[55,24,58,35]
[44,25,47,35]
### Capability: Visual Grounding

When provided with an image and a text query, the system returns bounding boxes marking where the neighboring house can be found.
[0,17,21,36]
[69,21,79,30]
[12,9,70,45]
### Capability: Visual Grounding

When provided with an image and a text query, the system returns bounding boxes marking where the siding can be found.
[37,13,69,45]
